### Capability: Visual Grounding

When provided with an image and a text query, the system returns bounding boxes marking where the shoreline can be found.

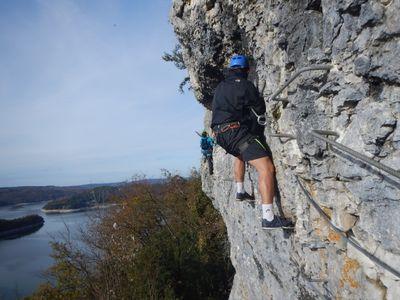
[42,203,117,214]
[0,201,48,209]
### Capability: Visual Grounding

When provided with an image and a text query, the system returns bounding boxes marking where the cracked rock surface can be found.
[170,0,400,299]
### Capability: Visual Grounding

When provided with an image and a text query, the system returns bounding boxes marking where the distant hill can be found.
[0,186,87,207]
[0,180,161,207]
[42,186,120,212]
[69,182,126,189]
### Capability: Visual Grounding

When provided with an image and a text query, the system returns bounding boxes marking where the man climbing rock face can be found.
[211,54,293,229]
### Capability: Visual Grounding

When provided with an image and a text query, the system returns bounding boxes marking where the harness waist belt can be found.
[213,122,240,134]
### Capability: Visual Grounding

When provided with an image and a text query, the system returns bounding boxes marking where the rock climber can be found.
[211,54,293,229]
[200,131,214,175]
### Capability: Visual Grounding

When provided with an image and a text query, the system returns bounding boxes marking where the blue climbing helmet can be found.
[229,54,249,69]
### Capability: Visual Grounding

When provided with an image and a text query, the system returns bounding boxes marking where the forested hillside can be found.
[28,171,234,299]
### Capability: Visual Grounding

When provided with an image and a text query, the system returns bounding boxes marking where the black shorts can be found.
[241,137,272,161]
[215,126,272,162]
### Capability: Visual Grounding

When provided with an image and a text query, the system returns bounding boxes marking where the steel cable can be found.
[310,130,400,180]
[296,176,400,279]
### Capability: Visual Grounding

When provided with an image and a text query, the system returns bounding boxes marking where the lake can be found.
[0,202,93,299]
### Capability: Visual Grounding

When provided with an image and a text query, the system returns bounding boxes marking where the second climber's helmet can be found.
[229,54,249,69]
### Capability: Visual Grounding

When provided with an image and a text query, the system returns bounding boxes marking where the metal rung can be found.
[312,130,339,138]
[269,133,296,140]
[269,64,333,102]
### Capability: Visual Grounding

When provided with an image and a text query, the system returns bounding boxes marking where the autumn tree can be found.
[28,171,234,300]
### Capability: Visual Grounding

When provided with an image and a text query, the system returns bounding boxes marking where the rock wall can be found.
[170,0,400,299]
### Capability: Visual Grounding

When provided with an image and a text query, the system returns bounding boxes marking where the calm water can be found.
[0,202,93,299]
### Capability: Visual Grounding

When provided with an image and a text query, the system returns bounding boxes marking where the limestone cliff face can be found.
[170,0,400,299]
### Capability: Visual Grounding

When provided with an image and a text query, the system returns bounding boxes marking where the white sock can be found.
[236,182,244,193]
[262,204,274,221]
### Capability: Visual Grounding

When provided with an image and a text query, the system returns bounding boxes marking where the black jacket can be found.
[211,70,265,134]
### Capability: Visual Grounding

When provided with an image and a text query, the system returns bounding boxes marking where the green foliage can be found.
[162,44,191,94]
[28,171,234,299]
[162,44,186,70]
[178,76,191,94]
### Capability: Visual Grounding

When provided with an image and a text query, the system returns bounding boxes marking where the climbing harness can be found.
[213,121,241,134]
[213,122,263,155]
[296,175,400,279]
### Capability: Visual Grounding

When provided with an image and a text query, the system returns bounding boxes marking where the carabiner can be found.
[257,115,267,126]
[251,107,268,126]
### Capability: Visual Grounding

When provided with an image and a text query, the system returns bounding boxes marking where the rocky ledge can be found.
[170,0,400,299]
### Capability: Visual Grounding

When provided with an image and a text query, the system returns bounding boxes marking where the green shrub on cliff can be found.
[162,44,191,94]
[28,171,234,299]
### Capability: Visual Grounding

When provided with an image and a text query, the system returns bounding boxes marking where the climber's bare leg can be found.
[234,156,245,183]
[248,157,275,205]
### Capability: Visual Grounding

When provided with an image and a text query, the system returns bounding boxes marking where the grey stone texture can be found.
[170,0,400,299]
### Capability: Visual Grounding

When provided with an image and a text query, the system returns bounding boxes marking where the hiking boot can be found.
[262,216,294,229]
[236,192,255,201]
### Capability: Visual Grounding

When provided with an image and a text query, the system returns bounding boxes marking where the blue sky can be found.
[0,0,203,187]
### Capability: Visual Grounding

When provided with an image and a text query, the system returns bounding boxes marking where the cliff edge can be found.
[170,0,400,299]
